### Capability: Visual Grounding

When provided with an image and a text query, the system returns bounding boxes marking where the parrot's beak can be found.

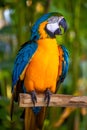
[59,18,67,33]
[54,18,67,35]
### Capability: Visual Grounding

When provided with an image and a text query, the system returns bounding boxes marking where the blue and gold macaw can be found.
[11,12,69,130]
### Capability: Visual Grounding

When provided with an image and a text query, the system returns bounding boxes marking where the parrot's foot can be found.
[44,89,52,106]
[30,90,37,106]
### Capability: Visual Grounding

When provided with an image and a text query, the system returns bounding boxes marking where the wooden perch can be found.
[19,93,87,108]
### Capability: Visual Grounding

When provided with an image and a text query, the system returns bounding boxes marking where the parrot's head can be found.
[31,12,67,40]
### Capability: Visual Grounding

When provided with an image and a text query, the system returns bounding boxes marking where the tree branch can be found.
[19,93,87,108]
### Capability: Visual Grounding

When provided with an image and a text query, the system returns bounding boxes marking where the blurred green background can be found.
[0,0,87,130]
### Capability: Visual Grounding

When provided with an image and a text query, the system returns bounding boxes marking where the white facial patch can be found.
[46,22,59,33]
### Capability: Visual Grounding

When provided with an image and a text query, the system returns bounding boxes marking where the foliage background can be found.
[0,0,87,129]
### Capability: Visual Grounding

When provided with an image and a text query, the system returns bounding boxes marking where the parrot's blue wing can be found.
[12,41,38,91]
[56,45,69,91]
[60,45,69,81]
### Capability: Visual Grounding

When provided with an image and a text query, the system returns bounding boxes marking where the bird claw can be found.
[44,89,52,106]
[30,91,37,106]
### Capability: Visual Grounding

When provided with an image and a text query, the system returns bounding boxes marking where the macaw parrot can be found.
[11,12,69,130]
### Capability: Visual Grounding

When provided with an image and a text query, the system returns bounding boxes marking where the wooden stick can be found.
[19,93,87,108]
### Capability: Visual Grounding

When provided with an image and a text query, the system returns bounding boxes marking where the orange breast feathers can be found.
[24,38,59,93]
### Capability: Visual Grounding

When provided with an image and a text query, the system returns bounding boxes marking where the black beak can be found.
[59,18,67,32]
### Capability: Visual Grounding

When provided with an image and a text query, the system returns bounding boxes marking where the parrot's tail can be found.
[10,92,15,120]
[24,107,46,130]
[10,79,24,120]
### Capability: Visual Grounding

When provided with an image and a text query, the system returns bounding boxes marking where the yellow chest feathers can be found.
[24,39,59,93]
